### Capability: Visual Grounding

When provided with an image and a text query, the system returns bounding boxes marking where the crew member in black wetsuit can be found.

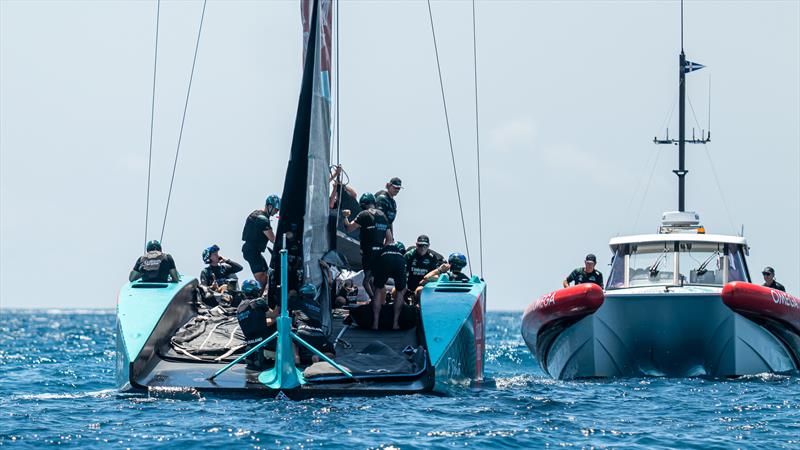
[199,244,244,291]
[423,252,471,284]
[129,240,180,283]
[563,254,604,288]
[290,283,334,363]
[762,267,786,292]
[372,241,408,330]
[403,235,443,304]
[375,177,402,229]
[241,195,280,291]
[342,193,392,300]
[236,279,277,367]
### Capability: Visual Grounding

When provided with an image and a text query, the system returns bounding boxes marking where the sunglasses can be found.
[416,243,429,247]
[762,272,773,276]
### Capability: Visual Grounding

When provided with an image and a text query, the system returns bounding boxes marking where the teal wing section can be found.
[116,278,193,364]
[420,276,486,384]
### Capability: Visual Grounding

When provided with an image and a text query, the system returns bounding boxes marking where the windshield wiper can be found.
[695,251,721,276]
[648,249,670,278]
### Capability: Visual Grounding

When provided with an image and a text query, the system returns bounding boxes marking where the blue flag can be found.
[684,60,705,73]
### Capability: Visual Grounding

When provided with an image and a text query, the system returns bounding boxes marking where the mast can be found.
[676,50,687,211]
[654,0,709,212]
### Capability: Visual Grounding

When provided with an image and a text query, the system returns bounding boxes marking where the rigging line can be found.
[335,0,340,166]
[160,0,208,243]
[686,95,705,135]
[702,145,737,234]
[632,145,663,233]
[655,82,681,138]
[471,0,483,278]
[144,0,161,248]
[426,0,472,276]
[621,145,657,230]
[334,0,344,233]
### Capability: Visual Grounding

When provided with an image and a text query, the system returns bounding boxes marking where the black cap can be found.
[389,177,403,188]
[585,254,597,263]
[762,266,775,275]
[416,235,430,246]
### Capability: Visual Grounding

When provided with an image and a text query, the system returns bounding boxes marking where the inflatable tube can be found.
[722,282,800,332]
[521,283,604,352]
[349,303,419,330]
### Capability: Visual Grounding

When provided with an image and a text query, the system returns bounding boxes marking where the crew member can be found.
[242,195,280,290]
[342,193,392,300]
[423,252,471,284]
[199,244,243,290]
[236,279,278,367]
[563,254,603,288]
[403,235,442,304]
[372,241,408,330]
[129,240,179,283]
[290,283,335,363]
[375,177,402,228]
[762,267,786,292]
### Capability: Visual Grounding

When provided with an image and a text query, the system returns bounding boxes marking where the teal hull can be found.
[115,277,486,396]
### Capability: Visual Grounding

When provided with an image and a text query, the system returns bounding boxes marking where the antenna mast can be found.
[654,0,710,212]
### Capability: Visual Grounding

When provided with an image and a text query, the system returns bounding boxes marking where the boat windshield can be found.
[606,241,750,289]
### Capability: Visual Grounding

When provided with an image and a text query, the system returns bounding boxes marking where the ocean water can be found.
[1,311,799,449]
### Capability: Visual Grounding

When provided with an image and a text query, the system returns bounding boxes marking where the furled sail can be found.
[270,0,333,330]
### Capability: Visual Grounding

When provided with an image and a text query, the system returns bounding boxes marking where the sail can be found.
[270,0,333,331]
[301,0,333,291]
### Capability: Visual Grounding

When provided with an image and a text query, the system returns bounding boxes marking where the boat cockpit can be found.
[606,211,751,290]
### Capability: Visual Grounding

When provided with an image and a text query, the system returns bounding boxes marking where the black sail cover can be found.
[270,0,334,333]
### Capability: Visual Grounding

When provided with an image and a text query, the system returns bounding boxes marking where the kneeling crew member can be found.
[404,235,442,303]
[200,244,244,291]
[242,195,280,291]
[762,267,786,292]
[342,193,392,300]
[423,252,470,284]
[563,253,603,288]
[129,240,179,283]
[236,279,278,366]
[290,283,335,364]
[372,241,408,330]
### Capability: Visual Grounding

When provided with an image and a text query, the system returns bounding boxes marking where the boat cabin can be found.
[606,212,751,289]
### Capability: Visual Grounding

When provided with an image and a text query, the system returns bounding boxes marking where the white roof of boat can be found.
[609,233,747,248]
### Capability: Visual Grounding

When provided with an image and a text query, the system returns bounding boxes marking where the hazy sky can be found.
[1,0,798,310]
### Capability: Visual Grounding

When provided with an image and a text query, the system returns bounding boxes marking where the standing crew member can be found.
[200,244,244,290]
[375,177,402,228]
[563,254,604,288]
[342,193,392,300]
[242,195,280,291]
[762,267,786,292]
[129,240,180,283]
[372,241,408,330]
[404,235,443,303]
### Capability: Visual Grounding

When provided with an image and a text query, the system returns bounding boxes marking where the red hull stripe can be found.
[722,282,800,331]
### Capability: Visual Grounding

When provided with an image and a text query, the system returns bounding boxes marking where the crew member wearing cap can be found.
[403,235,443,304]
[762,267,786,292]
[375,177,402,228]
[241,195,280,291]
[200,244,244,291]
[563,254,604,288]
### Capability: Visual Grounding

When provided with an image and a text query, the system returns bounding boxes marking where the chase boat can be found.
[116,0,486,397]
[522,211,800,379]
[521,9,800,379]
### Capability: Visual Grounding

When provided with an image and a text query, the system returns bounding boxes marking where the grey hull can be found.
[543,292,798,379]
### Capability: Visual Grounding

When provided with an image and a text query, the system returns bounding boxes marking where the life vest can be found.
[236,298,270,345]
[242,210,269,249]
[139,251,166,281]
